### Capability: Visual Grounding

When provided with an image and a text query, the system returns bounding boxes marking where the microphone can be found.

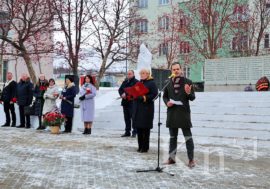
[168,74,176,79]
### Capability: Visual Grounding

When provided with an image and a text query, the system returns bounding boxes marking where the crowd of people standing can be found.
[1,62,196,168]
[0,72,96,135]
[118,63,196,168]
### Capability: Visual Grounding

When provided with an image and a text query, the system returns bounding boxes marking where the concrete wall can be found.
[205,55,270,91]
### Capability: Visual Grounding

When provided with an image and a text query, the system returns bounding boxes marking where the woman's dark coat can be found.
[132,78,158,129]
[61,83,76,117]
[33,80,49,116]
[163,77,195,128]
[17,80,33,106]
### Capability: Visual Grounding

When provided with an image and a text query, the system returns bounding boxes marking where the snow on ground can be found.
[0,89,270,188]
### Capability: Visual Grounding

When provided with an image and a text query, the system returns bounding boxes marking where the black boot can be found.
[88,128,91,135]
[82,128,87,134]
[1,123,10,127]
[36,126,45,130]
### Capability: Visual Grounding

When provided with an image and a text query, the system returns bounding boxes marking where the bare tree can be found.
[89,0,134,88]
[52,0,96,78]
[154,5,183,69]
[180,0,236,59]
[252,0,270,56]
[0,0,54,83]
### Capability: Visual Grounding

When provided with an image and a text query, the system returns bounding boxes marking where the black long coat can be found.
[33,80,49,116]
[118,76,138,106]
[17,80,33,106]
[61,83,76,117]
[1,80,17,102]
[132,78,158,129]
[163,77,195,128]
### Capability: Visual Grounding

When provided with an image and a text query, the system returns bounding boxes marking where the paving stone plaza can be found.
[0,90,269,189]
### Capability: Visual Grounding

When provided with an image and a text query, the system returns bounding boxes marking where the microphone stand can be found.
[136,78,174,176]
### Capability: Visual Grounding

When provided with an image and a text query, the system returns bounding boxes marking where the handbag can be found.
[24,102,36,115]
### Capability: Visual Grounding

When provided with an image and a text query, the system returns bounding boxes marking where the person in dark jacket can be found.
[0,72,17,127]
[16,74,33,128]
[133,68,158,153]
[60,76,76,133]
[34,74,49,130]
[163,62,196,168]
[118,70,138,137]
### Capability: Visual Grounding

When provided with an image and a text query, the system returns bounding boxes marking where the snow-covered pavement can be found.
[0,89,269,188]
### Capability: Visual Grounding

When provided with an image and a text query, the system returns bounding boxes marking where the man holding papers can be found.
[163,62,196,168]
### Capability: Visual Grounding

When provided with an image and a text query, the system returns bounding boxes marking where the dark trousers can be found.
[123,105,136,135]
[38,116,42,128]
[64,116,73,132]
[169,128,194,161]
[19,105,31,127]
[3,102,16,124]
[137,128,150,151]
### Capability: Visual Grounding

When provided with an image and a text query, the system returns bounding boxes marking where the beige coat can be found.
[42,85,59,114]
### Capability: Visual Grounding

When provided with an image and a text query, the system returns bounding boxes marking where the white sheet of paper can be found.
[169,99,183,105]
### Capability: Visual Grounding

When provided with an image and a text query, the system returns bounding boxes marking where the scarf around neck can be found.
[4,79,14,88]
[173,77,181,94]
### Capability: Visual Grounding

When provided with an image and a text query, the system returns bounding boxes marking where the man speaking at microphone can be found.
[163,62,196,168]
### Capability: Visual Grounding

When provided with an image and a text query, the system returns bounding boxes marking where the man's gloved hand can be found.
[79,95,85,101]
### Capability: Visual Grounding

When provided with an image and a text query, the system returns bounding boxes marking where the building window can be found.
[232,37,237,51]
[138,0,148,8]
[159,0,169,5]
[0,11,9,34]
[183,66,190,78]
[233,5,248,22]
[265,34,269,48]
[158,16,169,30]
[2,60,8,82]
[203,39,207,50]
[180,41,190,54]
[201,12,208,25]
[213,11,219,24]
[232,35,248,51]
[159,43,168,56]
[179,17,187,30]
[135,19,148,33]
[266,3,270,9]
[240,35,248,50]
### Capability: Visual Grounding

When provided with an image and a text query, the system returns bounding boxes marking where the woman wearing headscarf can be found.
[133,68,158,153]
[79,75,96,135]
[60,76,76,133]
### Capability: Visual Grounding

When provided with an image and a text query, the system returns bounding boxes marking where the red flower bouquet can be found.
[43,112,65,127]
[124,82,149,100]
[40,86,47,91]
